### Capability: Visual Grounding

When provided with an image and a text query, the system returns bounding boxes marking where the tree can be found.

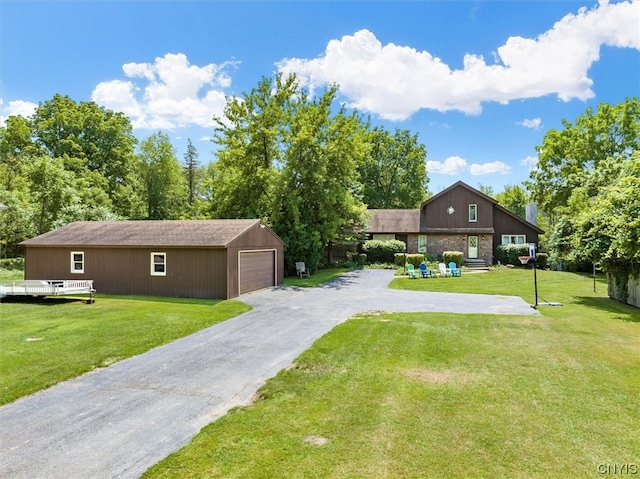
[358,128,429,209]
[495,184,527,219]
[528,98,640,271]
[211,74,297,220]
[477,183,494,197]
[137,132,188,219]
[272,89,368,270]
[212,74,370,271]
[529,97,640,215]
[30,94,142,217]
[183,138,200,206]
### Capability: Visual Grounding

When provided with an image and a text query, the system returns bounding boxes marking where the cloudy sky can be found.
[1,0,638,193]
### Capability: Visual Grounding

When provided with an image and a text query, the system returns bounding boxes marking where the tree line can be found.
[1,72,637,278]
[0,75,429,271]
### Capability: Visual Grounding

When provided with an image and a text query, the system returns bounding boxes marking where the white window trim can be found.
[469,204,477,222]
[150,252,167,276]
[501,235,526,245]
[70,251,84,274]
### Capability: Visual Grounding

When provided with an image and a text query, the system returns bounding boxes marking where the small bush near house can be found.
[443,251,463,267]
[535,253,548,269]
[405,254,425,268]
[358,253,367,265]
[394,253,407,266]
[497,244,530,266]
[362,240,406,263]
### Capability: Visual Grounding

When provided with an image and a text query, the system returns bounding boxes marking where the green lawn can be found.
[144,269,639,478]
[0,296,251,405]
[283,267,352,287]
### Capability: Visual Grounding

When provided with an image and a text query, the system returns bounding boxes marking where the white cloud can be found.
[0,99,38,126]
[517,118,543,130]
[91,53,238,130]
[469,161,511,175]
[277,1,639,120]
[426,156,468,175]
[520,155,539,169]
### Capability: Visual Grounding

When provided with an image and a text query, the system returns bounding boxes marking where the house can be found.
[20,219,284,299]
[366,181,544,264]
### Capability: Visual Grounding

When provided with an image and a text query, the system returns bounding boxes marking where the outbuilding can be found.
[20,219,284,299]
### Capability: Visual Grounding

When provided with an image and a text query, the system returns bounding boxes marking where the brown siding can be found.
[226,222,284,298]
[25,247,228,299]
[493,209,540,260]
[422,187,494,229]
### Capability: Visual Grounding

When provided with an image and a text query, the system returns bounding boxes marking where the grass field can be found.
[0,296,251,405]
[284,267,351,287]
[143,269,639,478]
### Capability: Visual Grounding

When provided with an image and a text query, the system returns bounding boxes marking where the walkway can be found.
[0,269,537,478]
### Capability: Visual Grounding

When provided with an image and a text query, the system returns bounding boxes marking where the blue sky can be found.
[1,0,639,194]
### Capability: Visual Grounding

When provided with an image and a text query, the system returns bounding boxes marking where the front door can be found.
[468,236,478,259]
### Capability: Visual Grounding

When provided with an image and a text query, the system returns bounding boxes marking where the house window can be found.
[469,204,477,222]
[70,251,84,274]
[501,235,526,245]
[151,252,167,276]
[418,235,427,253]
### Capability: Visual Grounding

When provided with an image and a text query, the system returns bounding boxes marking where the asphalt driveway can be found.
[0,269,537,478]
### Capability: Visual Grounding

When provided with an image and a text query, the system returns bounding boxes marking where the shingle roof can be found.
[20,219,268,247]
[366,209,421,233]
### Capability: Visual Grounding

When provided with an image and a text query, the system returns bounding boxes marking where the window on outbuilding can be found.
[70,251,84,274]
[469,204,477,222]
[151,252,167,276]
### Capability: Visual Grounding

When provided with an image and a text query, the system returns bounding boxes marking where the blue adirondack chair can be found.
[418,263,431,278]
[449,261,462,277]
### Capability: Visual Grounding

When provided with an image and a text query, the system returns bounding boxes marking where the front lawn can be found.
[283,267,351,288]
[144,270,639,478]
[0,296,251,405]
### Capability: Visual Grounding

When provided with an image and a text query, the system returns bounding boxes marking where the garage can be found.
[239,250,276,295]
[21,219,285,300]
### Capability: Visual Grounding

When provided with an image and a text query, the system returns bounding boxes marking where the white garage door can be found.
[239,250,275,295]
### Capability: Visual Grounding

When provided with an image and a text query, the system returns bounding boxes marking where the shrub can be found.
[496,244,531,266]
[358,253,367,265]
[362,240,406,263]
[443,251,463,267]
[394,253,406,266]
[405,254,425,268]
[535,253,548,269]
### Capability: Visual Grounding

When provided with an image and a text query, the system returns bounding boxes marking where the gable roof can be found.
[20,219,279,248]
[422,181,544,234]
[366,209,421,233]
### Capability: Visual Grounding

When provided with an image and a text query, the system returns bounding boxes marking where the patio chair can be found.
[418,263,431,278]
[449,261,462,277]
[438,263,450,277]
[406,264,420,279]
[295,262,310,278]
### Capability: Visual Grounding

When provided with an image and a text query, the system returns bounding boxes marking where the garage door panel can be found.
[239,251,275,295]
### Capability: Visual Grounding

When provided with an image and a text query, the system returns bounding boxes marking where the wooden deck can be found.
[0,280,95,302]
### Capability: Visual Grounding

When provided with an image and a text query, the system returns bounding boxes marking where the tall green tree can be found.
[529,97,640,215]
[495,184,527,219]
[359,128,429,208]
[528,98,640,270]
[30,94,142,217]
[137,132,188,220]
[272,87,368,270]
[212,74,370,271]
[212,74,297,220]
[183,138,200,206]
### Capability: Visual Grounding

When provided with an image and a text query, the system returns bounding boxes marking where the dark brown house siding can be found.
[493,207,541,259]
[422,187,494,230]
[21,219,285,299]
[25,247,229,299]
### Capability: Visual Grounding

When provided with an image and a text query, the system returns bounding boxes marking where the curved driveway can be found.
[0,269,537,478]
